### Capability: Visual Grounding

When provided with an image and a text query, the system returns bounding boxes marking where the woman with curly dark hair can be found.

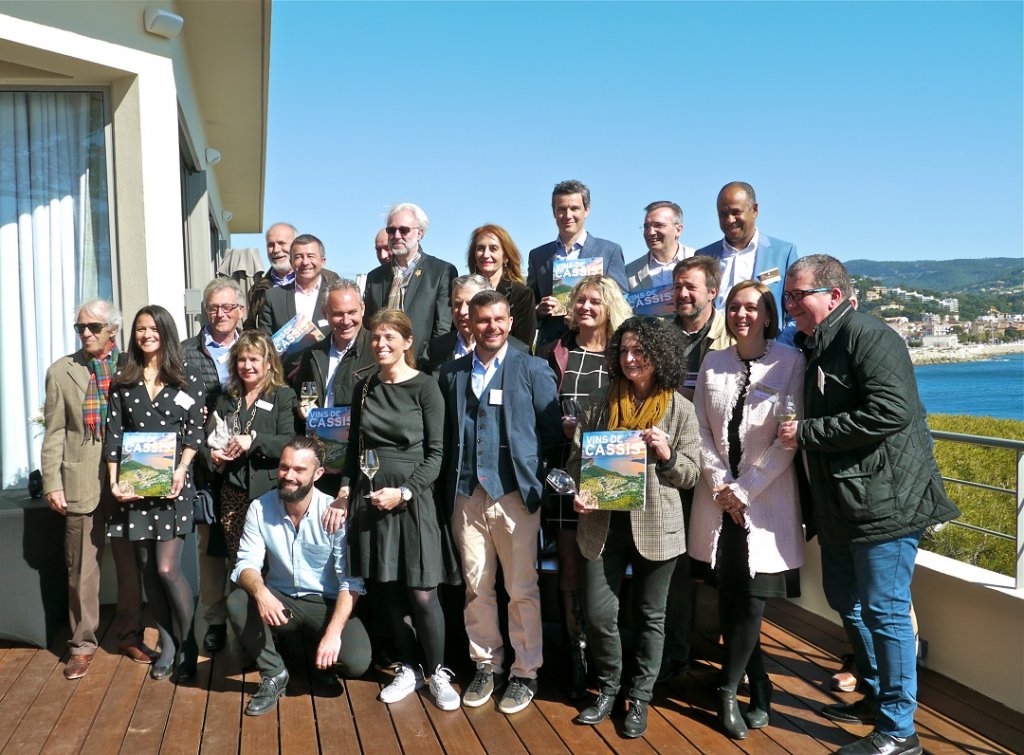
[466,224,537,347]
[566,316,700,738]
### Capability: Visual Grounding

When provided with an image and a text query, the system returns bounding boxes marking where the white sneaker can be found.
[378,663,424,704]
[429,665,460,711]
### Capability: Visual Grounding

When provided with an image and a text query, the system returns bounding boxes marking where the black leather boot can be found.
[716,687,749,740]
[745,675,772,729]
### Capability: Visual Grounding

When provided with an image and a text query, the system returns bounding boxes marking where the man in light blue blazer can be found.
[438,289,562,714]
[527,179,627,347]
[695,182,799,341]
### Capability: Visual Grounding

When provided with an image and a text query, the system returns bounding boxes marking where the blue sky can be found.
[231,1,1024,279]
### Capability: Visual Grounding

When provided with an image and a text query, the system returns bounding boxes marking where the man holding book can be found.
[258,233,339,341]
[626,201,695,292]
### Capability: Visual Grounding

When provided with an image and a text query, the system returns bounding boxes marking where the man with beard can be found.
[246,222,297,330]
[227,437,371,716]
[363,203,458,360]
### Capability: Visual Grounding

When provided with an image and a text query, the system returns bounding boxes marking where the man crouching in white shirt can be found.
[228,436,370,716]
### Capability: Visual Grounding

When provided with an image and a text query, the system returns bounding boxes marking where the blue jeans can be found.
[819,532,921,737]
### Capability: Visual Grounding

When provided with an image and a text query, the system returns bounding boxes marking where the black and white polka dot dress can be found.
[104,365,205,541]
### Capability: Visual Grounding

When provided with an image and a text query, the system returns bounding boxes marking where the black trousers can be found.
[583,522,677,702]
[227,587,371,678]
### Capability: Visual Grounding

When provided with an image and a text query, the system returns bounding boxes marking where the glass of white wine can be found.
[774,394,797,423]
[360,449,380,497]
[300,381,319,412]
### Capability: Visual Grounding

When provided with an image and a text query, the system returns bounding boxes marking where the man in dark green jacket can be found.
[778,255,959,755]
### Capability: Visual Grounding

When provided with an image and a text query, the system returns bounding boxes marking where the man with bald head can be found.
[363,203,458,360]
[374,228,391,266]
[246,223,298,329]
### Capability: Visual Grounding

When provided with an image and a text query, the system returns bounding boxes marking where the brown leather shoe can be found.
[64,654,93,680]
[121,645,155,665]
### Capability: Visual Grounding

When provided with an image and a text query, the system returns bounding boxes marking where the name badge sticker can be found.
[758,267,781,285]
[255,399,274,411]
[489,389,503,406]
[751,385,777,402]
[174,391,196,410]
[317,319,329,328]
[817,366,826,395]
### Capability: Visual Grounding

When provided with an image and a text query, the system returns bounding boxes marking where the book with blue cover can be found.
[552,257,604,309]
[626,283,675,318]
[272,313,325,356]
[579,429,647,511]
[119,432,176,498]
[305,406,351,469]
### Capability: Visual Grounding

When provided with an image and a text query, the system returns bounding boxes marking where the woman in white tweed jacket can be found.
[690,280,805,740]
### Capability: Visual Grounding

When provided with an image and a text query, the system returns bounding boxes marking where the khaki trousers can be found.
[452,486,542,679]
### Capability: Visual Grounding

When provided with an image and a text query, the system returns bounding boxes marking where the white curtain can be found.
[0,91,112,488]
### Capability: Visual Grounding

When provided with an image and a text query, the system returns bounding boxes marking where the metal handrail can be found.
[929,429,1024,588]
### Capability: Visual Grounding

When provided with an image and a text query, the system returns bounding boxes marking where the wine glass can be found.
[545,468,578,496]
[774,394,797,423]
[225,412,242,438]
[360,449,380,497]
[300,382,319,412]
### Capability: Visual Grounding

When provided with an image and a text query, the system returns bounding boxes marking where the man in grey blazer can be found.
[626,201,696,292]
[695,182,799,338]
[42,299,149,680]
[527,180,627,347]
[363,203,458,361]
[438,290,562,714]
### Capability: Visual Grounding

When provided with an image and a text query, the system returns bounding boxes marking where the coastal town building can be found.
[0,1,269,488]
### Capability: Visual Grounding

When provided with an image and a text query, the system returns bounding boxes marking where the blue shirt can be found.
[203,327,236,387]
[232,488,364,598]
[471,342,509,398]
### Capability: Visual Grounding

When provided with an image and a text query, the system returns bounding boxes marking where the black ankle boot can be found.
[716,687,748,740]
[745,676,772,729]
[173,636,199,684]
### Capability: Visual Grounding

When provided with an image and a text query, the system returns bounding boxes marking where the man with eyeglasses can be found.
[626,201,695,291]
[42,300,150,679]
[363,203,458,360]
[777,255,958,755]
[182,278,248,653]
[527,179,627,348]
[695,182,799,341]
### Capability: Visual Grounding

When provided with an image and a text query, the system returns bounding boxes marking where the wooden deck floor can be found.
[0,599,1019,754]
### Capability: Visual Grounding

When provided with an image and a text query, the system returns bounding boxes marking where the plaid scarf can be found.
[82,346,119,441]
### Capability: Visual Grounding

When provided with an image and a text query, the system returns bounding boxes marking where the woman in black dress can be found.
[338,310,461,711]
[541,273,632,698]
[466,224,537,348]
[106,305,204,682]
[206,330,298,561]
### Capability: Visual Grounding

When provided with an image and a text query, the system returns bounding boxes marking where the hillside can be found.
[845,258,1022,294]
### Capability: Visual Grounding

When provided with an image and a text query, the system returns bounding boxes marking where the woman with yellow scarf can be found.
[566,316,700,739]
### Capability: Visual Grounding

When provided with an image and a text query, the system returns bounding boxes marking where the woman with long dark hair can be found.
[106,305,204,683]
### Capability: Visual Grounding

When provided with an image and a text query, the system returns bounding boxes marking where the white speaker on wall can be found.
[144,8,184,39]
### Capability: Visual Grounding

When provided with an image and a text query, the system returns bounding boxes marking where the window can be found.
[0,90,113,487]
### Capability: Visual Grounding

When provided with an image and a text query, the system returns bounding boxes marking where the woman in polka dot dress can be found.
[105,305,205,683]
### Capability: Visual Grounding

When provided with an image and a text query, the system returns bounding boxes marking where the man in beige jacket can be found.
[42,299,150,679]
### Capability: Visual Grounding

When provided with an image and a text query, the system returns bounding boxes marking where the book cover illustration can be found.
[272,313,325,356]
[551,257,604,309]
[626,283,675,318]
[306,406,351,469]
[579,429,647,511]
[119,432,176,498]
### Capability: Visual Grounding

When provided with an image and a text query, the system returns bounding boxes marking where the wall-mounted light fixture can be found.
[143,8,184,38]
[205,147,221,166]
[223,210,234,224]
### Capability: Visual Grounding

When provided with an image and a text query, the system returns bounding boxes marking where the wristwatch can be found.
[399,485,412,502]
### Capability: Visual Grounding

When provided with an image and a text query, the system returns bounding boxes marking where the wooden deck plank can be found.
[530,694,616,754]
[347,677,401,755]
[502,693,572,754]
[462,699,530,754]
[196,644,244,755]
[419,687,488,755]
[0,646,64,750]
[41,649,122,754]
[312,677,361,754]
[160,649,214,755]
[119,671,176,753]
[239,668,280,754]
[4,653,78,753]
[77,657,148,753]
[384,691,444,755]
[277,655,320,755]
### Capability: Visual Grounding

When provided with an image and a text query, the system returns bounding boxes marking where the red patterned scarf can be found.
[82,345,118,441]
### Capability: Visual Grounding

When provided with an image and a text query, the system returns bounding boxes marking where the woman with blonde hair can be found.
[207,330,298,561]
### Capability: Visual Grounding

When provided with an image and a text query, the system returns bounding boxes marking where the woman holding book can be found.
[567,316,700,738]
[540,274,631,699]
[205,330,298,561]
[106,305,204,683]
[689,280,805,740]
[336,310,461,712]
[466,224,537,347]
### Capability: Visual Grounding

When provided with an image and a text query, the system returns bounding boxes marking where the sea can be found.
[914,352,1024,422]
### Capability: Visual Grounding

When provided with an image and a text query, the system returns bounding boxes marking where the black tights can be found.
[135,537,195,664]
[718,587,767,692]
[371,581,445,674]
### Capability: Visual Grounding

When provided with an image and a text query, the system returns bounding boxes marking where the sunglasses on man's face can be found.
[73,322,106,335]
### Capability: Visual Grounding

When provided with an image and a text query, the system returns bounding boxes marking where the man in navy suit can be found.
[363,203,458,360]
[258,233,339,339]
[695,182,799,338]
[438,290,562,715]
[527,179,627,347]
